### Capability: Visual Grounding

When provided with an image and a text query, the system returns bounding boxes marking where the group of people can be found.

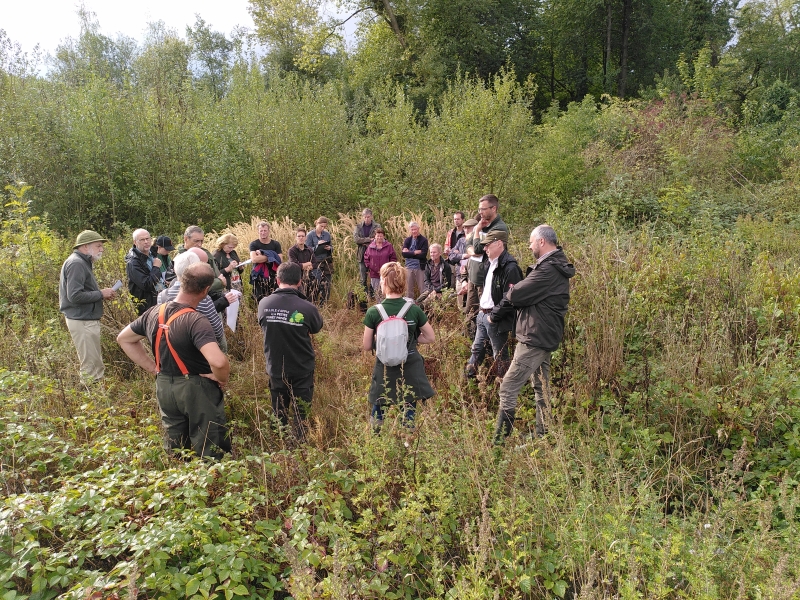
[58,195,574,458]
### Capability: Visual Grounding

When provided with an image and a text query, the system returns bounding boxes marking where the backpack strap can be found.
[396,299,414,320]
[375,303,390,322]
[155,302,196,376]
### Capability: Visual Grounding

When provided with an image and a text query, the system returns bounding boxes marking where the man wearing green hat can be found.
[59,230,118,381]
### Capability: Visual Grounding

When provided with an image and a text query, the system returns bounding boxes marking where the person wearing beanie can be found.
[59,230,118,381]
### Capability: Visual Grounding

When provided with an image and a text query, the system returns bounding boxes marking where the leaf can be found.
[186,577,200,596]
[553,579,568,597]
[232,585,249,595]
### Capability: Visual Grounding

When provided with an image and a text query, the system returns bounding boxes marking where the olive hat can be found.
[73,230,108,248]
[481,229,508,245]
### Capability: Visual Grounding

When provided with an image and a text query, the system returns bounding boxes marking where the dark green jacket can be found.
[59,250,103,320]
[500,247,575,351]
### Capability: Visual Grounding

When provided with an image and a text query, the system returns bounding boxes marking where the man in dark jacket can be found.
[417,243,453,308]
[59,230,118,381]
[126,228,162,315]
[258,262,324,440]
[465,230,522,379]
[402,221,429,299]
[353,209,381,298]
[493,224,575,443]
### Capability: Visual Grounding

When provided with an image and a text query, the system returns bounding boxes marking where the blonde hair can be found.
[380,262,406,295]
[215,233,238,251]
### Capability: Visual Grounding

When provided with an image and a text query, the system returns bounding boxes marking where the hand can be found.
[228,260,238,271]
[152,257,162,268]
[101,288,117,300]
[218,274,226,284]
[224,291,240,303]
[414,249,422,255]
[200,372,227,390]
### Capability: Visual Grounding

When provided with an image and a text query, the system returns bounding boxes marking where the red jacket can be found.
[363,241,398,279]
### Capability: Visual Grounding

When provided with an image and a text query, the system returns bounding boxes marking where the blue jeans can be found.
[468,311,511,376]
[370,400,417,431]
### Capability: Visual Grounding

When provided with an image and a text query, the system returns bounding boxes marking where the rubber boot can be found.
[493,409,516,445]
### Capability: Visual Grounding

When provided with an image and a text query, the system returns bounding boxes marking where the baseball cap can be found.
[155,235,175,251]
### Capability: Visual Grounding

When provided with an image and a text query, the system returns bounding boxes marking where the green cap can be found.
[482,229,508,245]
[74,230,108,248]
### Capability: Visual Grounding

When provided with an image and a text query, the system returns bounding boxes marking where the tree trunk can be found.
[617,0,632,97]
[605,0,613,92]
[381,0,406,49]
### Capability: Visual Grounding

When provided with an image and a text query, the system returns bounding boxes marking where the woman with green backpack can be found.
[362,261,435,431]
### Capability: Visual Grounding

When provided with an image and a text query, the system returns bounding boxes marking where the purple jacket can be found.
[363,241,398,279]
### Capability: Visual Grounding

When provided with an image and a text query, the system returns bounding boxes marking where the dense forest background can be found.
[1,0,799,234]
[3,1,800,599]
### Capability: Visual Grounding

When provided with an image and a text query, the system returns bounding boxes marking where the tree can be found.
[187,16,233,100]
[247,0,345,78]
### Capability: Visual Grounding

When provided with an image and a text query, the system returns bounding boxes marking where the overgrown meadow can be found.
[3,32,800,598]
[2,172,800,599]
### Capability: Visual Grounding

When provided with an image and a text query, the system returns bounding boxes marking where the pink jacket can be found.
[363,241,398,279]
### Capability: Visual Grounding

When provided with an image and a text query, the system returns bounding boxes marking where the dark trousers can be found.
[156,374,230,459]
[359,261,373,298]
[465,282,482,336]
[270,371,314,440]
[252,276,275,304]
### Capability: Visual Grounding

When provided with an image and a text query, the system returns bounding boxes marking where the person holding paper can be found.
[59,230,117,381]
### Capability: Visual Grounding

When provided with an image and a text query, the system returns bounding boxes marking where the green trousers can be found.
[156,373,231,459]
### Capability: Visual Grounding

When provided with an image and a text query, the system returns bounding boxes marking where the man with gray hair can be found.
[401,221,429,299]
[125,228,162,315]
[178,225,226,301]
[353,209,381,298]
[492,224,575,443]
[59,230,118,381]
[160,250,227,352]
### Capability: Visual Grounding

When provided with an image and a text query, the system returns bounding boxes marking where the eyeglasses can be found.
[478,206,493,212]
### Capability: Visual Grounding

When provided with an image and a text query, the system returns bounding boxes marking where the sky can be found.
[3,0,276,59]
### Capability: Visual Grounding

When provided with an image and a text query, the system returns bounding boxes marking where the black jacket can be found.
[423,259,453,292]
[469,215,509,286]
[125,246,161,314]
[486,250,523,334]
[495,247,575,351]
[258,287,324,380]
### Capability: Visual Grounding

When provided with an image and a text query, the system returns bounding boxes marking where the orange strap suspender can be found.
[155,303,196,376]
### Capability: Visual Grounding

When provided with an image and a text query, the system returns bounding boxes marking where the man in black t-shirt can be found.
[117,262,231,459]
[258,262,323,440]
[249,221,283,302]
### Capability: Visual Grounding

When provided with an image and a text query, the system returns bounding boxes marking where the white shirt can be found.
[479,257,499,309]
